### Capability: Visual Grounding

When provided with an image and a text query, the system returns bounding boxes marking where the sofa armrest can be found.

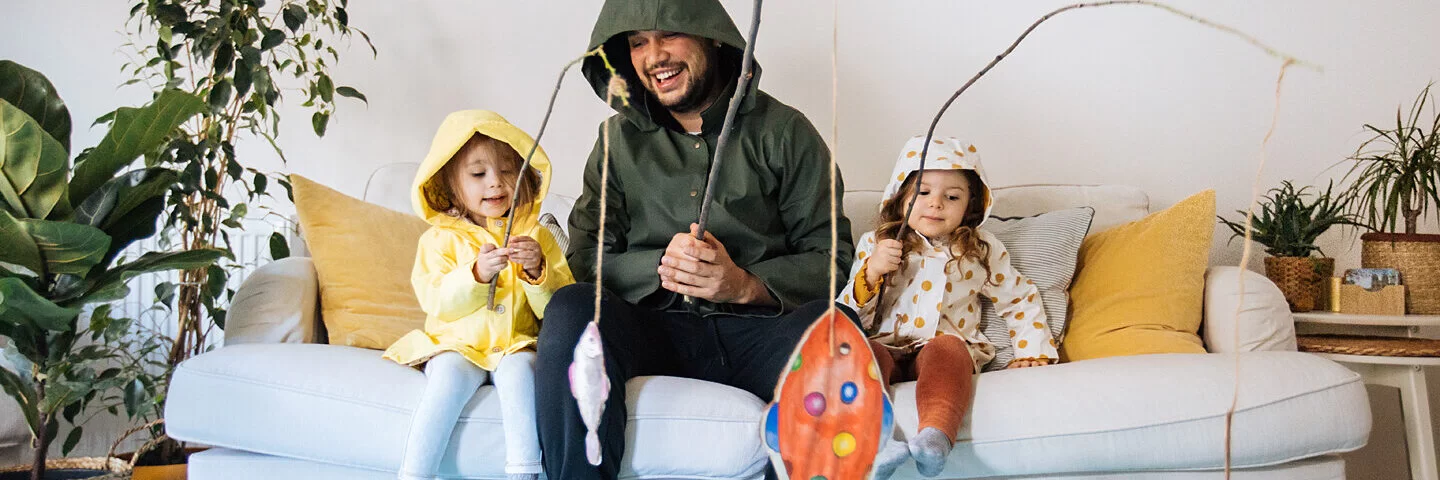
[1202,266,1297,353]
[226,257,324,346]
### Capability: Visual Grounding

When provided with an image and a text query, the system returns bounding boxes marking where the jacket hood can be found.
[412,110,551,233]
[883,135,994,227]
[582,0,761,132]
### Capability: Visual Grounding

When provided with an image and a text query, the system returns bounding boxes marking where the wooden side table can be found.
[1294,312,1440,480]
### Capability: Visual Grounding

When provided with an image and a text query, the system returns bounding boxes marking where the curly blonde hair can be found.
[422,133,541,222]
[873,170,993,286]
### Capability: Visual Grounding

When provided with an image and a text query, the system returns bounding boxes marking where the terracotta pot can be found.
[1263,257,1335,312]
[1362,232,1440,314]
[114,447,203,480]
[130,464,184,480]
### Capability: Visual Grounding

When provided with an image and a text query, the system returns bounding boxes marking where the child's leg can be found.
[909,335,975,477]
[866,341,910,480]
[400,352,488,480]
[867,340,900,385]
[492,351,541,480]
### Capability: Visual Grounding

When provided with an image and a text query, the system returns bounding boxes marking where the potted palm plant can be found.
[1219,180,1365,312]
[0,60,223,480]
[1341,83,1440,314]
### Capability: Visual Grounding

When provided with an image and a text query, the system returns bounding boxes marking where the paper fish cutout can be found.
[569,321,610,466]
[764,308,893,480]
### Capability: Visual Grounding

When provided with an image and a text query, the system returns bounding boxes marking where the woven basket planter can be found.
[1264,257,1335,313]
[0,457,130,480]
[1362,233,1440,314]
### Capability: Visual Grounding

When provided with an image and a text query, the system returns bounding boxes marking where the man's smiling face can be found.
[627,30,719,114]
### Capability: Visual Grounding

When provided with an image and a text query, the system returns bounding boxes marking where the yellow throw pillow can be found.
[291,175,431,350]
[1060,190,1215,362]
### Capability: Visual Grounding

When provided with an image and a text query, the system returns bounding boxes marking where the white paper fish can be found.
[569,321,610,466]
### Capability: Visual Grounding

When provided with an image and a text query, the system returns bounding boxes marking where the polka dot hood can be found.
[883,135,994,227]
[838,135,1058,367]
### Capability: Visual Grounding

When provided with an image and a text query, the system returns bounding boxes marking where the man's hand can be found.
[865,238,904,286]
[508,235,545,279]
[473,243,511,283]
[1006,359,1048,369]
[658,223,775,305]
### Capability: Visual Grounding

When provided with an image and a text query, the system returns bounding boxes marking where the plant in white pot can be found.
[1342,82,1440,314]
[1219,180,1365,312]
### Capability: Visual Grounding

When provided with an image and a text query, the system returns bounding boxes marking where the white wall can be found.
[4,0,1439,465]
[6,1,1440,273]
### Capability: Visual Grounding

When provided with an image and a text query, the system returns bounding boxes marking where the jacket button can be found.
[693,142,701,149]
[495,305,505,314]
[690,190,698,197]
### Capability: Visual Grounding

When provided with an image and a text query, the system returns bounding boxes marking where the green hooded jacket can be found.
[569,0,854,314]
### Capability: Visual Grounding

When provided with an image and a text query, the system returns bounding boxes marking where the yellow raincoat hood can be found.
[413,110,552,234]
[383,110,573,371]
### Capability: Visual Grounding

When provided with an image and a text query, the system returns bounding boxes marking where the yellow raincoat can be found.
[382,110,574,370]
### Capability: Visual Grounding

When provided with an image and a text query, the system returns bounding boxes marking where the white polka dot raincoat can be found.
[837,136,1058,369]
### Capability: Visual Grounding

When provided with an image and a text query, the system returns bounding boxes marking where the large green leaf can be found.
[21,218,109,277]
[75,167,175,229]
[0,99,69,220]
[0,365,40,437]
[70,249,225,306]
[0,60,71,153]
[0,277,78,332]
[0,209,39,275]
[69,89,203,206]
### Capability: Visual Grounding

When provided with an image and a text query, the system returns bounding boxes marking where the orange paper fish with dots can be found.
[764,308,893,480]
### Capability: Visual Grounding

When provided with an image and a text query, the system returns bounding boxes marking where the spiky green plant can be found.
[1219,180,1366,258]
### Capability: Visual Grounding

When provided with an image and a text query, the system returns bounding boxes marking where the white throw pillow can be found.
[1202,266,1297,353]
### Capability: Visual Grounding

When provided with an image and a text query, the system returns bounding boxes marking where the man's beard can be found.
[657,64,717,115]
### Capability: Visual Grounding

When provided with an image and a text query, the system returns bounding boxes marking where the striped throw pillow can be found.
[979,207,1094,371]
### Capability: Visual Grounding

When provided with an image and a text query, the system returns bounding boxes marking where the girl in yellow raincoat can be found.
[384,110,573,480]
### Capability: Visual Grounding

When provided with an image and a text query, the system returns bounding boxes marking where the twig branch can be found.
[874,0,1316,331]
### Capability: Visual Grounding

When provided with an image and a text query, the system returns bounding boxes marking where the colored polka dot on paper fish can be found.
[833,432,857,457]
[803,392,827,417]
[841,382,858,404]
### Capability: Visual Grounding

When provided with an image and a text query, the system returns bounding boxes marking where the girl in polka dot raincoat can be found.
[838,135,1057,478]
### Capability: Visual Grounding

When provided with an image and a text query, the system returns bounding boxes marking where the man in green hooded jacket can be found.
[534,1,854,478]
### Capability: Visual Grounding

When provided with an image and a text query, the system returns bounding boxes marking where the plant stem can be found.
[31,394,48,480]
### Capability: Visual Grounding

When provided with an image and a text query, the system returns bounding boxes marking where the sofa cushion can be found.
[1061,190,1214,361]
[886,351,1369,478]
[292,175,430,350]
[191,447,1346,480]
[165,344,770,479]
[168,346,1366,479]
[978,207,1094,371]
[1203,266,1298,353]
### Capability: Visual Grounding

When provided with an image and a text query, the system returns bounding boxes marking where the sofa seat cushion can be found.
[165,344,769,479]
[187,448,1345,480]
[886,351,1369,478]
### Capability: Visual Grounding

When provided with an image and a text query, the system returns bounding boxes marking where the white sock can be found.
[908,427,953,477]
[871,437,911,480]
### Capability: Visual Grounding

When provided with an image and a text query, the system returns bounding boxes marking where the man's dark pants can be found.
[536,282,836,480]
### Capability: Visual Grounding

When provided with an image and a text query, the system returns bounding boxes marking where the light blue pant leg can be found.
[399,352,488,480]
[492,351,542,475]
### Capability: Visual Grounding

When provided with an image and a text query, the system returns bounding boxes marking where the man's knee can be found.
[538,283,598,347]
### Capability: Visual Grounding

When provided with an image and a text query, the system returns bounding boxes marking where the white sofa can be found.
[165,165,1370,479]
